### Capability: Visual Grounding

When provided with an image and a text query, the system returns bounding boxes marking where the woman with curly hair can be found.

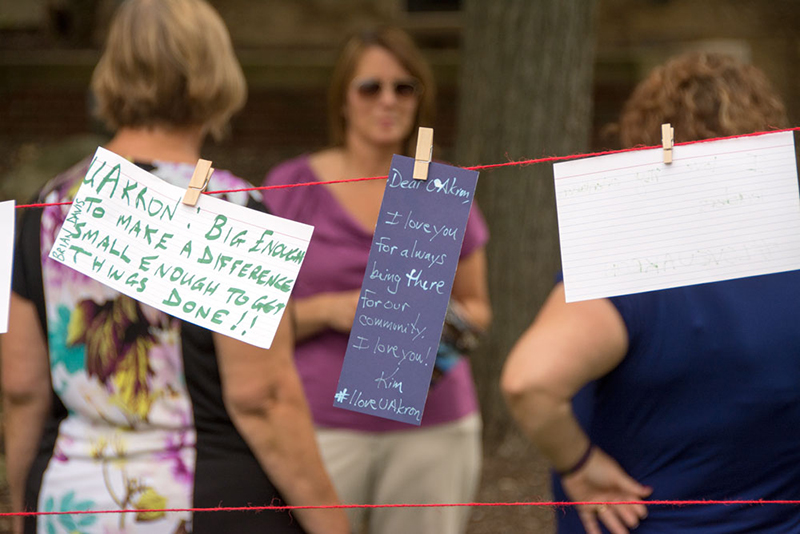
[502,52,798,534]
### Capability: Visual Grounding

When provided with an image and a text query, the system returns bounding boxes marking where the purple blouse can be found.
[263,155,489,432]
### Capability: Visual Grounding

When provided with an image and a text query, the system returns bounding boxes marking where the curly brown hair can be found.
[618,52,788,147]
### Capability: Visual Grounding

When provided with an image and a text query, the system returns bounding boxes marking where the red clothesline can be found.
[7,126,800,518]
[3,499,800,518]
[14,126,800,210]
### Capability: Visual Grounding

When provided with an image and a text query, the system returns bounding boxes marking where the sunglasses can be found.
[352,78,421,99]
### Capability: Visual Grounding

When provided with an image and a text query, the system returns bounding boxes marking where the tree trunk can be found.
[456,0,597,443]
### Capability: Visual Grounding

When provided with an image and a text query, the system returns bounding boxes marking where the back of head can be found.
[328,26,436,155]
[619,52,787,147]
[91,0,246,140]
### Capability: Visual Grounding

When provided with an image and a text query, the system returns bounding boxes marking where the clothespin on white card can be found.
[662,123,674,164]
[182,159,214,206]
[413,127,434,180]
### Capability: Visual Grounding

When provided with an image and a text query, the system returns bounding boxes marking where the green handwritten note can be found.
[49,147,313,349]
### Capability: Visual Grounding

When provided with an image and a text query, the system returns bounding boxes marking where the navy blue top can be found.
[555,271,800,533]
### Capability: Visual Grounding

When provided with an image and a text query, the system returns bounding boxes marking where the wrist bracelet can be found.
[557,443,594,477]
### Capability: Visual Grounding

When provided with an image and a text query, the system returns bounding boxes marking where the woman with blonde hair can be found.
[502,51,797,534]
[1,1,348,533]
[263,27,491,534]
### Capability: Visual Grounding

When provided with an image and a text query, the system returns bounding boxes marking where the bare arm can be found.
[450,247,491,331]
[292,290,360,342]
[1,293,52,534]
[501,283,651,534]
[215,309,349,534]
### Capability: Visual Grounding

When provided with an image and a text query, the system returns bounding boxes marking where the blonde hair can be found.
[328,27,436,156]
[91,0,246,140]
[619,52,787,147]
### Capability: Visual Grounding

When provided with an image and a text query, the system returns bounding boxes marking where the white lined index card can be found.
[554,131,800,302]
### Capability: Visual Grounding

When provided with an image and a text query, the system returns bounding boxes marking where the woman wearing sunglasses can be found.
[262,27,491,534]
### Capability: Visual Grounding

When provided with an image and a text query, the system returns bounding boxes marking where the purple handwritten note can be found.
[334,155,479,425]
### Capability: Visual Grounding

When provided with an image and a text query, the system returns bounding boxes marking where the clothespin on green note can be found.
[182,159,214,206]
[413,127,434,180]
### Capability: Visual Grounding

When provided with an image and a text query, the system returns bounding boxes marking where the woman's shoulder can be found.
[39,156,95,202]
[146,160,259,207]
[205,168,261,205]
[264,153,316,186]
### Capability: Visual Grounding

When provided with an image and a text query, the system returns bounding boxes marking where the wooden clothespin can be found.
[182,159,214,206]
[413,127,434,180]
[661,123,674,164]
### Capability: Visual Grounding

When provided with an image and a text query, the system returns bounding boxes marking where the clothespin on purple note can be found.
[413,127,434,180]
[182,159,214,206]
[662,123,674,164]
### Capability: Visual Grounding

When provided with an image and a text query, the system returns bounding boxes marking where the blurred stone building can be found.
[1,0,798,196]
